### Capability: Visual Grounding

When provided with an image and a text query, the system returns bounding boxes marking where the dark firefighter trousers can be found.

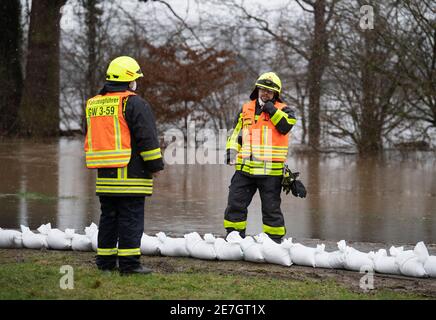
[96,196,144,272]
[224,171,285,242]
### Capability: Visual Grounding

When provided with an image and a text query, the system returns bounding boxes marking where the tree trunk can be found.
[18,0,66,137]
[307,0,328,149]
[358,29,382,154]
[0,0,23,135]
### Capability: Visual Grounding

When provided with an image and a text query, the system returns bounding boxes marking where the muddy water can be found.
[0,138,435,244]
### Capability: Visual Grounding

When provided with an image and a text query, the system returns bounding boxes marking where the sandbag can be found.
[320,241,346,269]
[157,232,189,257]
[327,250,345,269]
[369,249,400,275]
[46,228,75,250]
[215,231,243,261]
[20,225,48,250]
[214,231,243,261]
[0,228,23,248]
[414,241,430,263]
[313,244,333,269]
[289,241,316,267]
[240,236,264,263]
[185,232,216,260]
[389,245,404,258]
[424,256,436,277]
[395,247,427,278]
[339,240,374,271]
[140,233,160,255]
[71,234,92,251]
[257,233,292,267]
[37,223,52,235]
[406,240,435,277]
[84,223,99,252]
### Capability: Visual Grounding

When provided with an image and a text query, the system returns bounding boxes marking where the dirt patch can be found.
[1,244,435,298]
[140,255,436,298]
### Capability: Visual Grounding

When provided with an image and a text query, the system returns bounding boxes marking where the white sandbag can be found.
[185,232,216,260]
[0,228,23,248]
[324,251,345,269]
[323,240,347,269]
[257,233,292,267]
[157,232,189,257]
[369,249,400,275]
[395,248,427,278]
[71,234,92,251]
[20,225,48,249]
[394,242,428,278]
[424,256,436,277]
[84,223,98,252]
[400,242,430,278]
[140,233,160,255]
[344,248,374,271]
[389,245,404,258]
[214,231,243,261]
[47,228,75,250]
[289,241,316,267]
[37,223,52,236]
[240,236,264,263]
[313,244,333,268]
[414,241,430,264]
[340,240,374,271]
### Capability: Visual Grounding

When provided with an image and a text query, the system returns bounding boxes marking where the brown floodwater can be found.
[0,138,435,244]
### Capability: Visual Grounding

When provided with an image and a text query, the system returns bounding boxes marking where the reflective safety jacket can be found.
[84,83,164,196]
[226,99,296,177]
[85,91,135,168]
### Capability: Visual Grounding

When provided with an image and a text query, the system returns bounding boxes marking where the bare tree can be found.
[324,1,414,153]
[213,0,340,148]
[395,0,436,139]
[60,0,120,133]
[0,0,22,136]
[19,0,67,137]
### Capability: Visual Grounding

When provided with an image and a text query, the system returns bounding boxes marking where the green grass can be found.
[0,250,430,300]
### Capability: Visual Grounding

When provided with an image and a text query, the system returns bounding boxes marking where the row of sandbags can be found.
[1,224,436,278]
[0,223,99,251]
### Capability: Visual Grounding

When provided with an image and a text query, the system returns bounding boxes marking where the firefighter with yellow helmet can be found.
[84,56,164,274]
[224,72,298,243]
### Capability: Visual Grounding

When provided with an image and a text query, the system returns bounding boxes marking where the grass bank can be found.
[0,249,433,300]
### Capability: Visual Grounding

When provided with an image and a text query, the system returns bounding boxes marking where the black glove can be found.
[263,101,276,115]
[290,180,307,198]
[282,106,296,119]
[282,165,307,198]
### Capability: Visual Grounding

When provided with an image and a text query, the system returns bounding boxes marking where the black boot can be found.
[226,228,246,240]
[96,255,117,271]
[120,265,153,275]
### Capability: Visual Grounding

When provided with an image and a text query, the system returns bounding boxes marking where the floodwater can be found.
[0,137,435,244]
